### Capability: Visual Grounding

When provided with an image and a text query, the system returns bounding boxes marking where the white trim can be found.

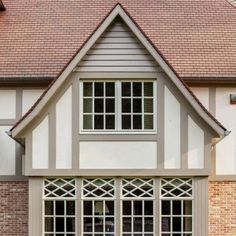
[80,80,157,133]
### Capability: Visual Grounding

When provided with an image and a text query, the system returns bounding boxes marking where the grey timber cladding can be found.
[76,18,161,73]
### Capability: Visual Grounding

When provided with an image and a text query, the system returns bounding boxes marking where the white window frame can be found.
[160,178,194,236]
[121,178,155,236]
[81,178,116,236]
[43,178,77,236]
[79,80,157,134]
[41,177,195,236]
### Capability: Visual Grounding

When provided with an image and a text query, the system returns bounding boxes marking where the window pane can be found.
[45,217,54,232]
[56,217,64,232]
[45,201,54,215]
[84,83,92,97]
[66,201,75,215]
[144,217,153,232]
[106,82,115,96]
[105,217,115,232]
[106,99,115,113]
[161,217,170,232]
[173,200,182,215]
[133,115,142,130]
[94,115,104,129]
[134,217,142,232]
[172,217,181,231]
[56,201,64,215]
[123,217,132,232]
[95,99,104,113]
[133,82,142,97]
[83,98,92,113]
[183,201,192,215]
[134,201,143,215]
[94,201,104,215]
[144,82,153,96]
[95,82,104,96]
[106,115,115,129]
[133,99,142,113]
[83,115,92,129]
[122,99,131,113]
[84,217,92,232]
[95,217,103,232]
[144,99,153,113]
[144,115,153,129]
[106,201,115,215]
[84,201,92,215]
[162,201,170,215]
[122,115,131,129]
[122,82,131,96]
[66,218,75,232]
[123,201,132,215]
[144,201,153,215]
[183,217,192,231]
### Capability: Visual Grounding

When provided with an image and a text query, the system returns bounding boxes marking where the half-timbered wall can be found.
[0,88,44,179]
[191,87,236,179]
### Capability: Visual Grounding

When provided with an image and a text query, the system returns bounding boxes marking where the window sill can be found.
[79,130,157,135]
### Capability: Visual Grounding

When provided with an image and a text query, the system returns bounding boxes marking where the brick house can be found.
[0,0,236,235]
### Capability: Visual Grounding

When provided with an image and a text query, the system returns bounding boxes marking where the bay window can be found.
[81,81,156,132]
[43,178,194,236]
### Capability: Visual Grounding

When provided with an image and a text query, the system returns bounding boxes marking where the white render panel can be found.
[216,88,236,175]
[190,87,209,110]
[32,116,49,169]
[188,116,204,169]
[79,142,157,169]
[22,89,44,115]
[0,126,15,175]
[56,86,72,169]
[164,87,181,168]
[0,90,16,119]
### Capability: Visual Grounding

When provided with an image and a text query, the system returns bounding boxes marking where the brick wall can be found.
[0,181,28,236]
[209,181,236,236]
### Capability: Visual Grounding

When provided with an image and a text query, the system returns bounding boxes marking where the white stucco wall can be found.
[0,126,15,175]
[32,116,49,169]
[56,86,72,169]
[216,88,236,175]
[0,90,16,119]
[22,89,44,115]
[80,141,157,169]
[188,116,204,169]
[164,87,181,169]
[190,87,209,111]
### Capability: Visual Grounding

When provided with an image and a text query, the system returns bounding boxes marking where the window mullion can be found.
[117,81,121,131]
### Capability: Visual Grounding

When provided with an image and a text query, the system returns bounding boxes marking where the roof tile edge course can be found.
[10,2,228,137]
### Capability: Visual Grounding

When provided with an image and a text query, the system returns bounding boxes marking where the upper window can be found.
[81,81,156,132]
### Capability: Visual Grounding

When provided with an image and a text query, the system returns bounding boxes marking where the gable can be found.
[7,4,228,177]
[76,18,160,73]
[10,4,227,139]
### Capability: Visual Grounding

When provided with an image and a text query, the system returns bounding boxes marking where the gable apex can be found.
[10,3,227,140]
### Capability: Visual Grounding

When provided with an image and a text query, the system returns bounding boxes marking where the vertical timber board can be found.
[194,177,208,236]
[29,177,43,236]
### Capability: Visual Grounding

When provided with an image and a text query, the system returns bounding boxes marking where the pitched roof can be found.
[0,0,236,80]
[10,4,228,140]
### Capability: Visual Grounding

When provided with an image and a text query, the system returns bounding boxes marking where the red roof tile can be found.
[0,0,236,79]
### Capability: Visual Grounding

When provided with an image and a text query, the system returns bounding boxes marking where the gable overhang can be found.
[10,3,228,141]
